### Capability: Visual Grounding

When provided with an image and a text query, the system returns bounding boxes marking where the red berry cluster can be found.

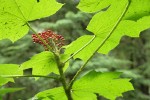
[32,30,65,51]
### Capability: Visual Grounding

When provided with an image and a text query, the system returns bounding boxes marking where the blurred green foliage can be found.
[0,0,150,100]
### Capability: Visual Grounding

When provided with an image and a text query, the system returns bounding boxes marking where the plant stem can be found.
[54,54,73,100]
[68,0,131,89]
[1,75,59,79]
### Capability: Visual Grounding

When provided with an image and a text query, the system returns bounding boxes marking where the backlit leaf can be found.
[87,0,128,36]
[20,51,68,79]
[66,0,150,59]
[35,71,133,100]
[77,0,113,13]
[0,64,22,86]
[65,0,129,61]
[73,71,134,100]
[78,0,150,21]
[124,0,150,20]
[35,87,67,100]
[98,16,150,54]
[20,51,58,77]
[0,0,63,42]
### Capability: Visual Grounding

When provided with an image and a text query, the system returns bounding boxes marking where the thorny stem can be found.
[54,54,73,100]
[68,0,131,90]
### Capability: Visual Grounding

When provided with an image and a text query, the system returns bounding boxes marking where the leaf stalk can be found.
[1,75,59,79]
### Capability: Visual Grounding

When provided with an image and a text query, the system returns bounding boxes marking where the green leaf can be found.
[64,34,122,61]
[65,0,129,61]
[77,0,113,13]
[0,77,9,86]
[66,0,150,58]
[124,0,150,20]
[98,16,150,54]
[0,0,63,42]
[87,0,150,54]
[120,16,150,37]
[20,51,68,79]
[72,91,97,100]
[20,51,58,77]
[35,86,97,100]
[0,87,24,95]
[77,0,150,21]
[73,71,134,100]
[87,0,128,36]
[14,0,63,21]
[0,13,29,42]
[35,71,133,100]
[35,87,67,100]
[0,64,23,86]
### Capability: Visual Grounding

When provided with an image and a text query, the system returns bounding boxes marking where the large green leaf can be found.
[0,64,23,86]
[20,51,58,76]
[77,0,113,13]
[65,0,150,59]
[73,71,134,100]
[20,51,68,78]
[65,34,122,60]
[65,0,128,61]
[87,0,128,36]
[78,0,150,21]
[0,0,63,42]
[35,71,133,100]
[66,18,150,57]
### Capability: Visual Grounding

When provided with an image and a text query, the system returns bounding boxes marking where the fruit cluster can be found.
[32,30,65,51]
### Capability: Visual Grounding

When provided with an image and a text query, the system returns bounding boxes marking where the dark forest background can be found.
[0,0,150,100]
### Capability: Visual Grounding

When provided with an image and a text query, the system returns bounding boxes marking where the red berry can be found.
[32,30,65,51]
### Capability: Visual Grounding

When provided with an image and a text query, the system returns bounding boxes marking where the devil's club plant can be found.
[0,0,150,100]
